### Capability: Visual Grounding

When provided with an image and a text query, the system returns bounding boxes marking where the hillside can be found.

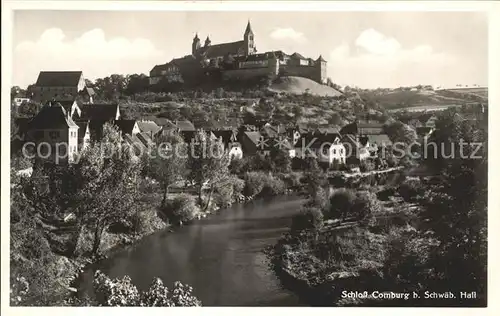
[269,76,343,97]
[358,88,487,112]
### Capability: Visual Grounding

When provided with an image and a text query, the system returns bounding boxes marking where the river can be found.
[78,195,307,306]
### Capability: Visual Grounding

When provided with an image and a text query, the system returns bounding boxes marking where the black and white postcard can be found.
[2,1,498,314]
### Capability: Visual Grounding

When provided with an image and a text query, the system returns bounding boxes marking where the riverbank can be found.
[63,173,304,304]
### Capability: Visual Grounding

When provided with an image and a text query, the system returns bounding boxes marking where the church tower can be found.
[204,35,211,47]
[243,20,256,56]
[192,33,201,55]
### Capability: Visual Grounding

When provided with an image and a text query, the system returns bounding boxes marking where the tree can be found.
[125,73,149,96]
[269,146,291,173]
[70,123,142,255]
[328,189,356,220]
[147,131,187,205]
[17,101,41,118]
[384,121,417,145]
[188,131,231,210]
[420,112,487,301]
[301,157,326,197]
[11,86,25,100]
[290,206,324,234]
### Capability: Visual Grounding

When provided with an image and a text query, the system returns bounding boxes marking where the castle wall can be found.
[222,67,273,81]
[279,65,320,83]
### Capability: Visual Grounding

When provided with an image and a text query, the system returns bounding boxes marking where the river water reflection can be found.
[78,195,307,306]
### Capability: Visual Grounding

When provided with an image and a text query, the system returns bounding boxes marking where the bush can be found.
[162,194,199,225]
[328,189,357,220]
[259,176,286,198]
[290,207,324,233]
[359,160,375,172]
[278,172,302,189]
[352,190,382,220]
[243,172,268,197]
[132,210,167,235]
[93,270,201,307]
[213,176,244,208]
[398,178,423,202]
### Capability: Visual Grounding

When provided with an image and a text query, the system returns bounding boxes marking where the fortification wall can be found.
[222,67,274,81]
[280,65,320,82]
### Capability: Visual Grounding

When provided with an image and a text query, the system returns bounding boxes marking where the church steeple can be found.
[204,35,211,47]
[243,20,255,55]
[192,32,201,55]
[244,20,253,36]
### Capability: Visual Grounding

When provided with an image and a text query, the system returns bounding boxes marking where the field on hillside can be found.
[269,76,343,97]
[441,87,488,98]
[359,88,487,111]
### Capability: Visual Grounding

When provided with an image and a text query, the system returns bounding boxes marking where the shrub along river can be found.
[77,195,307,306]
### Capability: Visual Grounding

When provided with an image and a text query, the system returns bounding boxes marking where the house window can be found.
[49,131,60,139]
[340,148,344,155]
[333,148,336,155]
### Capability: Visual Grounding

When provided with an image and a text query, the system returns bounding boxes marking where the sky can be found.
[12,10,488,89]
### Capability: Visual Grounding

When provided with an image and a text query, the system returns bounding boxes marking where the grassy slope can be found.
[269,76,343,97]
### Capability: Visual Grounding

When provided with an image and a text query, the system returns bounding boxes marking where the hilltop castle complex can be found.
[149,21,327,86]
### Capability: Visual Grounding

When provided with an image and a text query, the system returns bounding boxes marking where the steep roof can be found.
[55,100,82,117]
[176,120,196,132]
[197,41,245,59]
[81,103,119,121]
[150,64,169,75]
[136,132,154,148]
[364,134,392,146]
[212,130,238,145]
[137,120,161,136]
[114,119,137,135]
[245,20,253,36]
[290,52,306,60]
[242,131,261,146]
[340,121,384,135]
[123,133,147,152]
[29,103,79,130]
[85,86,95,96]
[316,125,340,135]
[296,132,342,149]
[261,124,287,138]
[316,55,326,62]
[35,71,83,87]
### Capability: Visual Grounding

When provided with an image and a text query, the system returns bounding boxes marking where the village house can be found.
[75,121,91,151]
[137,120,162,138]
[57,99,82,121]
[80,103,121,141]
[341,134,370,164]
[212,129,243,159]
[13,97,31,107]
[359,134,393,157]
[295,132,346,166]
[114,120,140,136]
[32,71,93,102]
[340,121,385,135]
[26,102,79,163]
